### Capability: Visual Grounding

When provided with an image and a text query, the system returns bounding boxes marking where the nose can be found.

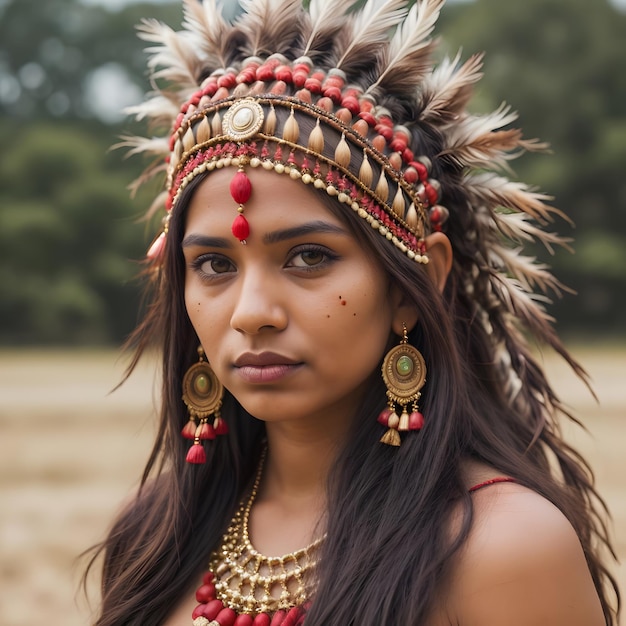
[230,267,288,335]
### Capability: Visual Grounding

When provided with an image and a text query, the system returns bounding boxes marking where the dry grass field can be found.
[0,346,624,625]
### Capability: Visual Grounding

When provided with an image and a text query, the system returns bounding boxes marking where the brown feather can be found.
[237,0,303,58]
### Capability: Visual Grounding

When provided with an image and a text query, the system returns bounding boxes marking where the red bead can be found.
[270,611,286,625]
[390,139,407,153]
[409,411,424,430]
[358,111,377,127]
[402,148,414,163]
[323,85,343,104]
[359,98,374,113]
[202,571,214,584]
[202,82,218,96]
[403,166,418,184]
[232,214,250,242]
[410,161,428,181]
[293,71,309,88]
[424,182,439,205]
[256,64,276,81]
[216,608,237,626]
[195,583,216,603]
[186,443,206,464]
[253,614,271,626]
[193,599,223,620]
[341,96,360,116]
[304,77,322,93]
[375,125,393,141]
[275,65,293,82]
[230,170,252,204]
[282,607,301,626]
[217,73,237,89]
[234,615,254,626]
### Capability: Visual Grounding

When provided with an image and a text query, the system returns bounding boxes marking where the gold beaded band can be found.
[165,96,433,262]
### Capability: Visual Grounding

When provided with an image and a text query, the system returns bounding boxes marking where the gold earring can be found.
[181,345,226,464]
[378,324,426,446]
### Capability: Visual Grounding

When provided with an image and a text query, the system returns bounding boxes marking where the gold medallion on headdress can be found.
[222,99,265,142]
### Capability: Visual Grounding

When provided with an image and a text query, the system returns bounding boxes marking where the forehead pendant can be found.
[223,100,265,244]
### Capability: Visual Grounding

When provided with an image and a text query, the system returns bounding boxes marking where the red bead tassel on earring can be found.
[230,167,252,243]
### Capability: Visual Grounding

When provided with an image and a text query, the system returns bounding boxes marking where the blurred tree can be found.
[0,0,624,344]
[438,0,626,335]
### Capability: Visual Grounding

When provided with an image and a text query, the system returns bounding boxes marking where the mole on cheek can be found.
[340,300,347,306]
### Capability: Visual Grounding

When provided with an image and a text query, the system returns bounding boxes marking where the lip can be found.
[234,352,301,367]
[233,352,303,383]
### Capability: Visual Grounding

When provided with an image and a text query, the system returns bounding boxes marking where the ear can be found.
[424,232,453,294]
[388,232,453,337]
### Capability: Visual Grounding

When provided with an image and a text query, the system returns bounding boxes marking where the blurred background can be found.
[0,0,624,623]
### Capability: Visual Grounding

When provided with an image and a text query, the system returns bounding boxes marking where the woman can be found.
[88,0,619,624]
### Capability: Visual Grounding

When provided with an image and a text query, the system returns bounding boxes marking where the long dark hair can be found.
[85,131,619,626]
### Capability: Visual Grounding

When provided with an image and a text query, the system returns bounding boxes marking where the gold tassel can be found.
[308,119,325,153]
[211,111,222,137]
[334,133,351,168]
[182,127,196,153]
[264,104,277,135]
[392,186,405,218]
[282,108,299,143]
[375,170,389,203]
[359,150,373,187]
[380,428,401,447]
[196,116,212,144]
[405,203,419,230]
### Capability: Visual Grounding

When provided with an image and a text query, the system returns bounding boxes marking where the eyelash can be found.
[190,244,339,281]
[286,244,339,271]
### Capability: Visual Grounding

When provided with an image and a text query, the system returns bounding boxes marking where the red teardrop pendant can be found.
[230,170,252,204]
[232,214,250,243]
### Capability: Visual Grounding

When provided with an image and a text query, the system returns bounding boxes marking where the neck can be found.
[261,421,343,505]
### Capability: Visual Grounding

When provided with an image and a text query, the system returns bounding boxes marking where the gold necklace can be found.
[207,451,324,615]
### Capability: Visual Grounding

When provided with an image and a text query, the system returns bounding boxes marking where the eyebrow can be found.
[263,221,348,244]
[182,234,232,249]
[182,221,348,248]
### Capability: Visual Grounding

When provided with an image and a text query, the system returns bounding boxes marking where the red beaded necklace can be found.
[192,452,317,626]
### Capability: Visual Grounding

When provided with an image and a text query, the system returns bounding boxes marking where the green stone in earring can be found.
[396,355,414,376]
[194,374,209,395]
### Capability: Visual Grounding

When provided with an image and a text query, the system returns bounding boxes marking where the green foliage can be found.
[0,0,624,344]
[439,0,626,334]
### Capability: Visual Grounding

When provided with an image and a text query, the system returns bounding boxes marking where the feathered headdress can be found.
[122,0,579,415]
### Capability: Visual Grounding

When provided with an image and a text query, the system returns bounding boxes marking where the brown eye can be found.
[299,250,325,266]
[197,255,235,275]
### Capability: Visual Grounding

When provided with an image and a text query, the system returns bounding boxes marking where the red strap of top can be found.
[469,477,517,493]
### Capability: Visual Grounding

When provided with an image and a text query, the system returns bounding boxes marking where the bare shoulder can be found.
[445,481,605,626]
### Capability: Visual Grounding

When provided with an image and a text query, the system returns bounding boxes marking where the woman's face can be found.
[182,168,400,434]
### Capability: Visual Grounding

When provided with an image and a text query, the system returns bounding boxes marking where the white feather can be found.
[366,0,444,95]
[303,0,359,57]
[182,0,231,68]
[420,52,483,125]
[335,0,407,70]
